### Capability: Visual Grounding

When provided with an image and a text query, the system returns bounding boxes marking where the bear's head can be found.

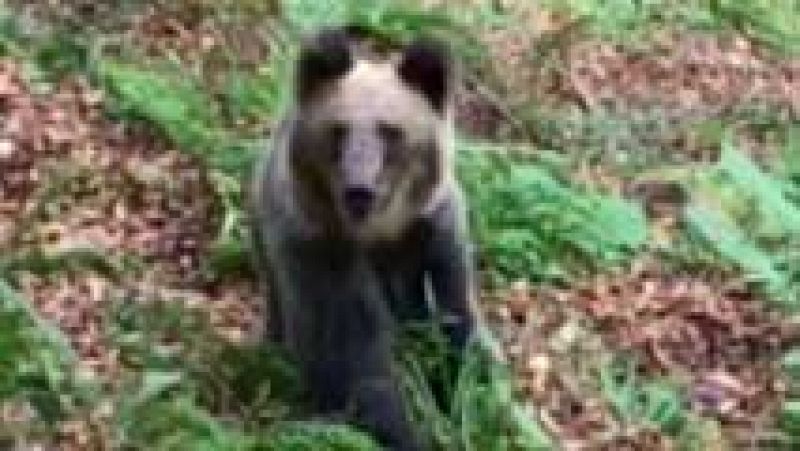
[289,27,455,242]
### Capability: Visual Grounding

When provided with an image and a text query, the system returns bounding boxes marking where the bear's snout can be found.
[343,185,375,221]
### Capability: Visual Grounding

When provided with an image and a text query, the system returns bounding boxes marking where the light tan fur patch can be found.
[306,60,441,141]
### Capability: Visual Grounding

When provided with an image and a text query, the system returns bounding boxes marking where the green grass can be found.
[105,293,379,450]
[458,143,648,286]
[540,0,800,54]
[116,394,382,450]
[398,325,553,451]
[656,138,800,443]
[98,61,258,178]
[598,357,687,437]
[2,0,800,448]
[280,0,490,57]
[0,279,99,445]
[680,139,800,309]
[0,268,355,449]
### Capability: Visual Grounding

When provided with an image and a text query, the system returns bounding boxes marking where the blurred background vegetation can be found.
[0,0,799,449]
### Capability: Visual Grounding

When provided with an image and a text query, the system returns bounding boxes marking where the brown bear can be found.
[249,26,478,450]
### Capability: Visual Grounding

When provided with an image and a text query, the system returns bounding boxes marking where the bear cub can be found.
[249,26,478,451]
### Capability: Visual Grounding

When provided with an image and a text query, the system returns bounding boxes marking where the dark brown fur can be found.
[249,28,477,450]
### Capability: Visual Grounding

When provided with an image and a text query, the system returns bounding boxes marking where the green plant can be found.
[116,395,253,451]
[398,326,553,451]
[0,279,99,442]
[98,61,256,176]
[282,0,453,38]
[96,62,261,279]
[598,357,686,436]
[0,248,143,282]
[256,422,381,451]
[539,0,800,53]
[682,139,800,308]
[457,143,647,285]
[0,2,22,57]
[280,0,491,66]
[106,294,377,449]
[707,0,800,54]
[780,400,800,446]
[783,348,800,382]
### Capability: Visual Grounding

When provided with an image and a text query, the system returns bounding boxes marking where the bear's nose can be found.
[343,186,375,221]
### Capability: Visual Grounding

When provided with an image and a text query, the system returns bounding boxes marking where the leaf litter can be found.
[0,58,261,381]
[489,258,800,448]
[0,56,266,448]
[3,2,800,449]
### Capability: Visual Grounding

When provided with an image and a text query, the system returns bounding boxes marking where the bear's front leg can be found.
[269,242,425,451]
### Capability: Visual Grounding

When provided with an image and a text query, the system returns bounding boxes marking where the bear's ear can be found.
[296,27,354,103]
[398,38,452,112]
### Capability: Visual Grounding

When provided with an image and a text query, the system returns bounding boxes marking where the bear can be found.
[248,26,479,450]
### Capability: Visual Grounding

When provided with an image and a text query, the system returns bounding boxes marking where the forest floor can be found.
[1,1,800,449]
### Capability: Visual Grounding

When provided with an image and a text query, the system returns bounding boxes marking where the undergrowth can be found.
[397,324,553,451]
[458,143,648,286]
[0,279,97,447]
[680,137,800,310]
[105,297,379,450]
[540,0,800,54]
[1,0,800,448]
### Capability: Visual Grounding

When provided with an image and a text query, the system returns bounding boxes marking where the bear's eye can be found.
[327,122,348,143]
[326,122,348,160]
[378,122,404,145]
